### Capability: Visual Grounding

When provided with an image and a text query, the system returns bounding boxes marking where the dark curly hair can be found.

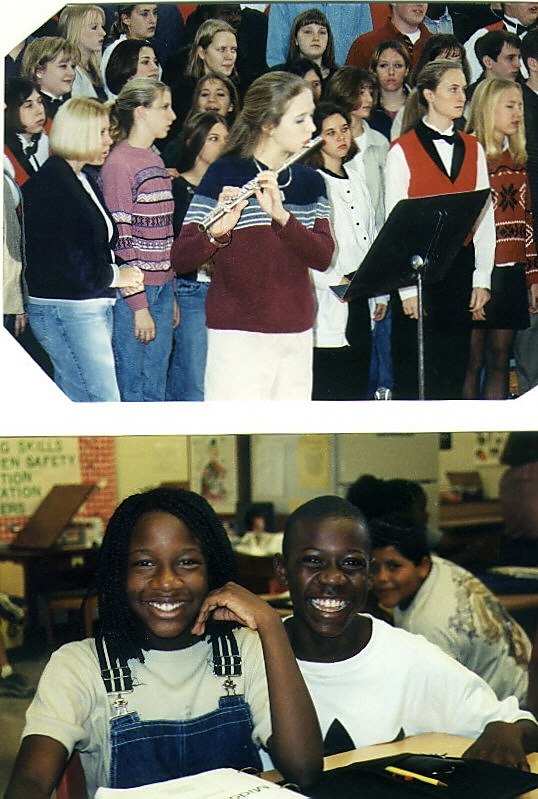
[93,486,238,662]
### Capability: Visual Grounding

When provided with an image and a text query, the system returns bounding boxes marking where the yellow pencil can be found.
[385,765,449,788]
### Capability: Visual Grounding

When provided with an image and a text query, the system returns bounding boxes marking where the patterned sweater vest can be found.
[395,128,478,197]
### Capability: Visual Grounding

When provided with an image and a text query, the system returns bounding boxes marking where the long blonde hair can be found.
[466,78,527,165]
[57,5,105,87]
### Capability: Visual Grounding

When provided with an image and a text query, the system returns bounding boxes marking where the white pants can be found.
[205,328,313,400]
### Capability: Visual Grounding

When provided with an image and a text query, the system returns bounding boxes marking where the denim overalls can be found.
[96,633,263,790]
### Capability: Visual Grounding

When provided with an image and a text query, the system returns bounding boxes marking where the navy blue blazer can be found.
[22,155,119,300]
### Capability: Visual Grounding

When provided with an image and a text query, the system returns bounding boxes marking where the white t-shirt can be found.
[23,630,272,797]
[296,615,534,752]
[393,555,531,703]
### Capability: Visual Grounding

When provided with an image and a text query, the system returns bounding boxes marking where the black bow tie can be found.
[430,130,458,145]
[504,17,537,36]
[24,140,38,156]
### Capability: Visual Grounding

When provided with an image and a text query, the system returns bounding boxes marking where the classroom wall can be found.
[438,432,508,500]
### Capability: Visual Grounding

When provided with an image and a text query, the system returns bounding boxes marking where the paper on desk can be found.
[94,768,307,798]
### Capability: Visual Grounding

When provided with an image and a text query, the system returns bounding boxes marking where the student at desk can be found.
[5,488,322,799]
[369,514,531,704]
[273,496,538,767]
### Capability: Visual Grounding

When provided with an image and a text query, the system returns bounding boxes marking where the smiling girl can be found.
[463,78,538,399]
[4,488,322,797]
[21,36,78,123]
[173,71,334,400]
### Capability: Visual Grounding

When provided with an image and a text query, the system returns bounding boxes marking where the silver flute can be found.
[198,135,323,231]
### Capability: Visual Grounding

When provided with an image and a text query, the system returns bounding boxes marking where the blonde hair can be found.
[57,5,105,87]
[49,96,109,161]
[21,36,79,84]
[109,76,169,142]
[466,78,527,165]
[186,19,238,81]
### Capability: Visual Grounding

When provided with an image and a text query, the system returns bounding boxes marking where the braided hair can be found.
[93,486,238,662]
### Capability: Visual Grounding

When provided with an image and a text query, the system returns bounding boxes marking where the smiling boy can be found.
[274,495,538,768]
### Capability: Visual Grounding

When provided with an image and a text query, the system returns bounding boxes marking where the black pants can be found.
[391,244,474,400]
[312,297,371,401]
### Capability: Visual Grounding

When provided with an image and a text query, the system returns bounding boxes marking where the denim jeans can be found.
[28,298,120,402]
[368,304,394,398]
[166,279,208,402]
[112,281,174,402]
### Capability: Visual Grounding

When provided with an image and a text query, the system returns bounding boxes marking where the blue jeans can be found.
[112,281,174,402]
[166,279,208,402]
[368,304,394,398]
[28,298,120,402]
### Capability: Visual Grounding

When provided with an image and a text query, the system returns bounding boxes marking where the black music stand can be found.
[333,189,490,400]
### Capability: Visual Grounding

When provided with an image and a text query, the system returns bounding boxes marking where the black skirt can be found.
[474,263,530,330]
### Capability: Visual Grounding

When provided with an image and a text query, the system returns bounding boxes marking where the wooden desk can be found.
[0,546,99,635]
[437,501,504,570]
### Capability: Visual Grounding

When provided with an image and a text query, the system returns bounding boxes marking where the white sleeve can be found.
[406,637,536,739]
[385,144,417,300]
[471,142,495,290]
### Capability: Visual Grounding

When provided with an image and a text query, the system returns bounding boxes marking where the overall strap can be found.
[96,636,134,694]
[211,631,242,677]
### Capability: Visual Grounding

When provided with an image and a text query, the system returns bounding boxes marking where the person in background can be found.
[173,71,334,401]
[499,432,538,565]
[385,59,494,399]
[4,487,323,797]
[273,495,538,763]
[515,28,538,394]
[100,78,176,402]
[161,71,238,172]
[101,4,160,98]
[305,101,381,400]
[266,3,373,70]
[346,3,432,72]
[22,97,143,402]
[21,36,78,123]
[368,40,411,141]
[285,58,324,102]
[164,19,238,141]
[410,32,471,86]
[57,4,107,101]
[463,78,537,399]
[468,29,521,99]
[464,1,538,83]
[370,514,531,704]
[166,111,229,402]
[323,67,392,398]
[3,169,27,340]
[271,8,339,84]
[105,38,159,99]
[180,3,268,96]
[4,77,48,185]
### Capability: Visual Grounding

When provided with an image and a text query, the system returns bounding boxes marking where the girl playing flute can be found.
[172,71,334,401]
